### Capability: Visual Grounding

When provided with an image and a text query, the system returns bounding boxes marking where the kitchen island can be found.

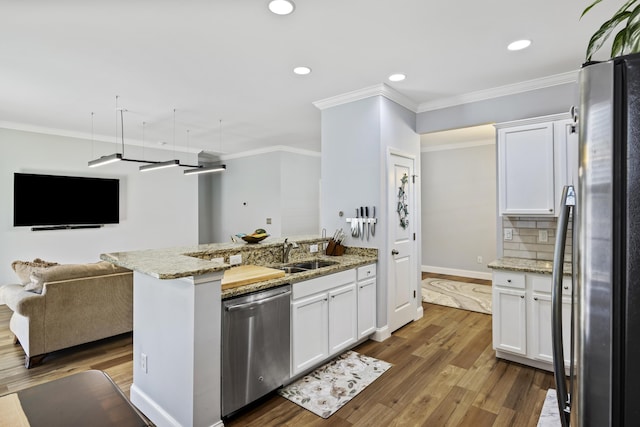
[101,236,377,427]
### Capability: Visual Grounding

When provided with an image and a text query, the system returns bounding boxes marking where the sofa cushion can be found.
[25,261,131,294]
[11,258,59,285]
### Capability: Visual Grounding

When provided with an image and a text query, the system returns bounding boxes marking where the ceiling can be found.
[0,1,620,156]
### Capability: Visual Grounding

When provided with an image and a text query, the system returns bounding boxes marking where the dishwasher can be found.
[221,284,291,417]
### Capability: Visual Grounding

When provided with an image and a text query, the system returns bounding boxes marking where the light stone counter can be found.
[100,235,331,279]
[101,235,377,298]
[488,257,572,275]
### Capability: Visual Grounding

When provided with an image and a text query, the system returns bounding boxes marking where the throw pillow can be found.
[11,258,59,285]
[25,261,130,294]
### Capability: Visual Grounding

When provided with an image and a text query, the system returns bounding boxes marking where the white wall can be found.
[208,149,321,243]
[0,128,199,284]
[320,95,420,330]
[421,140,496,279]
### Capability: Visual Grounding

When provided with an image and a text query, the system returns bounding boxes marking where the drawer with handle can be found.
[492,271,525,289]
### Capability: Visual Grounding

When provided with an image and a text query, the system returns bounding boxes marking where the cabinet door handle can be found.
[520,295,525,299]
[507,279,512,283]
[564,286,569,290]
[534,297,538,301]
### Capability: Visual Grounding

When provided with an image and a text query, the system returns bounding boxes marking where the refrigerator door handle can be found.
[552,185,575,427]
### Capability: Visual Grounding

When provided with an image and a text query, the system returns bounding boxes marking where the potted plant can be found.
[582,0,640,60]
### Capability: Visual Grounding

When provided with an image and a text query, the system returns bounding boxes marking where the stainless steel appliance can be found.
[552,53,640,427]
[221,285,291,417]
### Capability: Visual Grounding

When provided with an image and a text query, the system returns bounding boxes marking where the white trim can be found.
[493,112,571,129]
[313,83,419,112]
[218,145,320,160]
[417,70,579,113]
[130,384,183,427]
[421,139,494,153]
[421,265,492,281]
[0,120,203,154]
[370,325,391,342]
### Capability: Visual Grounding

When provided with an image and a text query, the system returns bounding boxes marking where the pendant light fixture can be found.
[88,96,148,168]
[183,119,226,175]
[139,108,181,172]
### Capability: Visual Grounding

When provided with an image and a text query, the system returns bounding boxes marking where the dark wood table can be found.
[0,370,152,427]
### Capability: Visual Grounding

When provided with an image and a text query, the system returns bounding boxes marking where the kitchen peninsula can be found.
[101,236,377,427]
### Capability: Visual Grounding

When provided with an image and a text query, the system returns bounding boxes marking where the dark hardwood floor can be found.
[0,274,554,426]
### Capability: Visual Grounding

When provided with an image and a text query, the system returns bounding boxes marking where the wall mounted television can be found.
[14,173,120,230]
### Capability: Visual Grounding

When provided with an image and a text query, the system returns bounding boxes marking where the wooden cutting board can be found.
[221,265,286,290]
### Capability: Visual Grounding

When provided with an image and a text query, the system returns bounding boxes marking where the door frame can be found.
[386,149,422,334]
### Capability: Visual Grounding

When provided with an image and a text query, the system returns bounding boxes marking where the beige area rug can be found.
[278,350,392,419]
[421,278,492,315]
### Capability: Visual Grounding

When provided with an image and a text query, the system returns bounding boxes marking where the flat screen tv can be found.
[14,173,120,228]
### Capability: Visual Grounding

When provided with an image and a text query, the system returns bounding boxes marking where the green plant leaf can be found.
[586,11,632,60]
[611,27,628,57]
[581,0,604,19]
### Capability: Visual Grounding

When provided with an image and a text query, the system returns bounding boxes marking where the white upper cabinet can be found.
[496,113,576,217]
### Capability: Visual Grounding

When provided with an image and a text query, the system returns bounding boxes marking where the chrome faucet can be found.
[283,238,299,263]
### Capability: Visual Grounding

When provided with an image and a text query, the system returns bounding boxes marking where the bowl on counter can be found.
[240,234,269,244]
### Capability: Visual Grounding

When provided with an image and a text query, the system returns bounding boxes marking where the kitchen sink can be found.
[277,266,308,274]
[276,260,339,274]
[289,260,338,270]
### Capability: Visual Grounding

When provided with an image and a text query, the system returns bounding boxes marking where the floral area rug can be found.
[278,350,392,419]
[421,278,492,315]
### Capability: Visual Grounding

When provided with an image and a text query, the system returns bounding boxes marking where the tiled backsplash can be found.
[502,216,572,261]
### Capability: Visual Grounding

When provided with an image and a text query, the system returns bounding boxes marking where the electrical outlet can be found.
[229,254,242,265]
[477,256,483,264]
[266,218,272,225]
[310,244,318,253]
[141,353,148,373]
[538,230,548,243]
[504,228,513,240]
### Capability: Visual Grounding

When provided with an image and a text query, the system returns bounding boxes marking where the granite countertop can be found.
[221,253,378,299]
[100,235,329,279]
[488,257,572,275]
[101,235,378,299]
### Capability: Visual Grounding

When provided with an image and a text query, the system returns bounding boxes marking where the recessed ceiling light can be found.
[293,66,311,75]
[268,0,295,15]
[388,73,406,82]
[507,39,531,51]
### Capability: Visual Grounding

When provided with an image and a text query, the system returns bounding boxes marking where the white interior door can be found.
[388,152,417,332]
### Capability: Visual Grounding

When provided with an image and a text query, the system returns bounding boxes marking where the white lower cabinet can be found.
[357,264,376,339]
[492,270,572,372]
[291,292,329,374]
[291,269,357,376]
[492,286,527,355]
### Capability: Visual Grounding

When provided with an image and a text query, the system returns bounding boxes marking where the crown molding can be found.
[417,70,580,113]
[421,139,494,153]
[0,121,207,155]
[313,83,419,112]
[218,145,321,161]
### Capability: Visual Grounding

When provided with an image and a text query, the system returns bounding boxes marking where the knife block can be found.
[325,240,345,256]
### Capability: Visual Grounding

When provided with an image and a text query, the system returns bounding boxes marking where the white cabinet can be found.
[291,269,357,376]
[496,113,577,216]
[493,286,527,355]
[356,264,376,339]
[328,283,357,354]
[492,271,527,355]
[492,270,572,372]
[291,293,329,374]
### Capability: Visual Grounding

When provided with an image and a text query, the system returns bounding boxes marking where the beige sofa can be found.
[1,261,133,368]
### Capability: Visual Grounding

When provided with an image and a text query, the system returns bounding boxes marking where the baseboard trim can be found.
[421,265,492,281]
[370,325,390,342]
[130,384,221,427]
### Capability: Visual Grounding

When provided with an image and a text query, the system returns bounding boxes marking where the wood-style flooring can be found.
[0,274,554,426]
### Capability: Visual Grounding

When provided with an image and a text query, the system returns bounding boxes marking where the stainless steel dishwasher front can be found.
[221,284,291,417]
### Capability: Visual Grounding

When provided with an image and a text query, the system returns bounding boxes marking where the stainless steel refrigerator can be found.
[552,53,640,427]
